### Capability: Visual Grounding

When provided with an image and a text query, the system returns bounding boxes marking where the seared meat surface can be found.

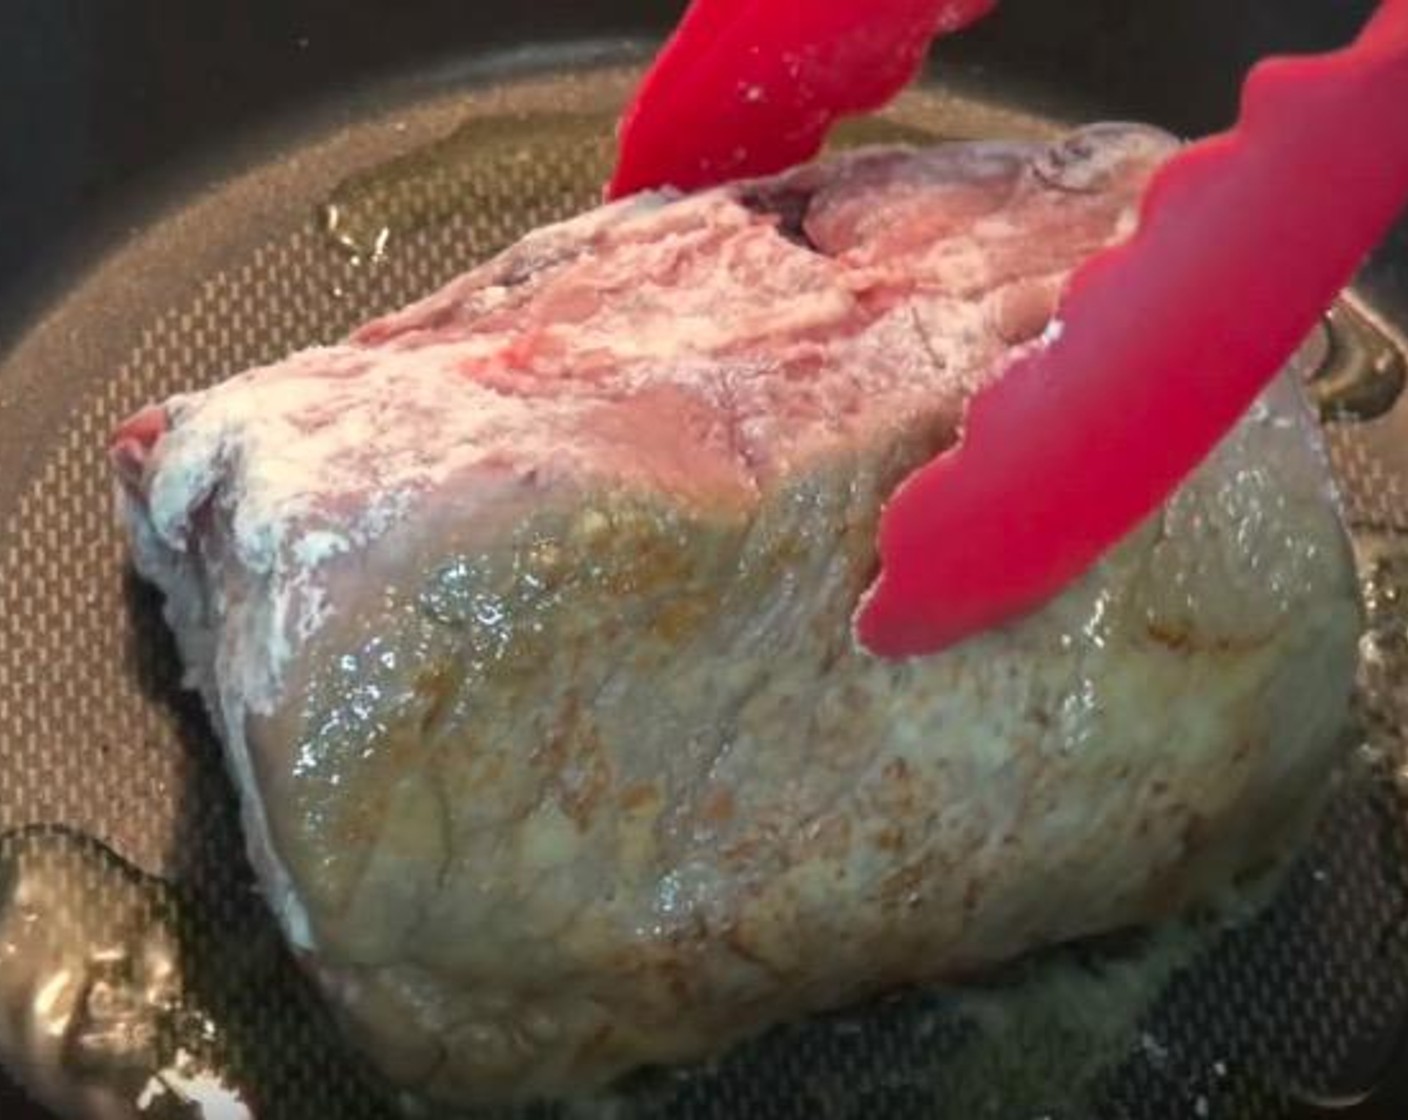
[113,125,1360,1103]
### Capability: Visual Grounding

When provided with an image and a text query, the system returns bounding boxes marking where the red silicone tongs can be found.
[607,0,996,200]
[611,0,1408,658]
[860,1,1408,655]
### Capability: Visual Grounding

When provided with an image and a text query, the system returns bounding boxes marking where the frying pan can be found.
[3,1,1408,1118]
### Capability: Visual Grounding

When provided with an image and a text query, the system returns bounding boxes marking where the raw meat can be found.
[111,124,1361,1104]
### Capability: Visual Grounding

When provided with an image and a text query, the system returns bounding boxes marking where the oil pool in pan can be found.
[2,52,1408,1120]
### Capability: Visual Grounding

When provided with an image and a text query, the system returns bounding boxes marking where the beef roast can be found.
[111,124,1361,1104]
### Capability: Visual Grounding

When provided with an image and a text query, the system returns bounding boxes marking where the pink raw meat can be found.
[112,127,1359,1104]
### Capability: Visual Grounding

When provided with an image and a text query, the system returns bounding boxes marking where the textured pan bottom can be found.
[2,51,1408,1120]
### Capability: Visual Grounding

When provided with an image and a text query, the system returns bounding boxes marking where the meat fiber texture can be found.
[112,124,1361,1104]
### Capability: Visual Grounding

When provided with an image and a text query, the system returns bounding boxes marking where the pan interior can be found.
[3,47,1408,1120]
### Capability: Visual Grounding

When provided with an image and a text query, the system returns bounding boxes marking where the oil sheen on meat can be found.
[111,125,1361,1104]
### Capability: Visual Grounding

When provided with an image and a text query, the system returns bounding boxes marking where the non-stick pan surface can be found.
[3,4,1408,1118]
